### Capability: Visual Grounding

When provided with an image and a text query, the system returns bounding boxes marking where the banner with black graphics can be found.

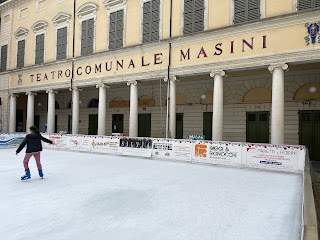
[91,137,120,154]
[0,133,26,148]
[119,137,153,158]
[192,141,243,167]
[242,143,306,173]
[152,139,192,161]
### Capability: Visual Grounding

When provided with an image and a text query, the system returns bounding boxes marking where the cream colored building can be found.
[1,0,320,158]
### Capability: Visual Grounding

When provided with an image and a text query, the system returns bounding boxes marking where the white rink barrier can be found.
[3,133,306,174]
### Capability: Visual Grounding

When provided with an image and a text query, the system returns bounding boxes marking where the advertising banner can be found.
[152,139,192,161]
[46,134,69,150]
[67,135,92,152]
[119,137,153,158]
[0,133,25,148]
[242,144,306,173]
[91,137,120,154]
[192,141,243,167]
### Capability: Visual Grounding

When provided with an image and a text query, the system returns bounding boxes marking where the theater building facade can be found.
[0,0,320,159]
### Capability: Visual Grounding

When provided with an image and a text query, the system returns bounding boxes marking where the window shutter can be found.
[183,0,204,35]
[81,20,88,55]
[247,0,260,22]
[109,10,123,50]
[143,1,152,42]
[194,0,204,33]
[87,18,94,54]
[17,40,25,69]
[298,0,313,10]
[57,27,67,60]
[39,34,44,64]
[183,0,194,34]
[0,45,7,72]
[316,0,320,7]
[35,34,44,65]
[143,0,160,43]
[234,0,260,24]
[234,0,247,24]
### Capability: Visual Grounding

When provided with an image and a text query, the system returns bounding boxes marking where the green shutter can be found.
[316,0,320,7]
[35,34,44,65]
[87,18,94,54]
[143,0,160,43]
[57,27,67,60]
[0,45,7,72]
[17,40,25,69]
[109,10,124,50]
[81,20,87,55]
[298,0,312,10]
[81,18,94,55]
[234,0,260,24]
[183,0,204,35]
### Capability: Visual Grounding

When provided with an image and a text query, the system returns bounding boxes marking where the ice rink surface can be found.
[0,148,303,240]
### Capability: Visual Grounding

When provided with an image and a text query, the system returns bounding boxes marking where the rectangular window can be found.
[17,40,25,69]
[56,27,67,60]
[109,10,124,50]
[81,18,94,56]
[298,0,320,10]
[183,0,204,35]
[0,45,7,72]
[35,34,45,65]
[234,0,260,24]
[143,0,160,43]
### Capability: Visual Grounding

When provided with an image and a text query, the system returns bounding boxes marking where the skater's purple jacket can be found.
[16,133,53,154]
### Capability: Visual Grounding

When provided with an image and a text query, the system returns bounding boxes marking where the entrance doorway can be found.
[138,113,151,137]
[68,115,72,133]
[88,114,98,135]
[299,111,320,160]
[246,112,269,143]
[34,115,40,130]
[176,113,183,139]
[112,114,124,133]
[203,112,212,140]
[16,110,23,132]
[55,115,58,133]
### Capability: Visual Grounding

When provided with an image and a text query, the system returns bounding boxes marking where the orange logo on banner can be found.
[195,144,207,158]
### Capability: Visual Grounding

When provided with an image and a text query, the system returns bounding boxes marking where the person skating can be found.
[16,125,54,180]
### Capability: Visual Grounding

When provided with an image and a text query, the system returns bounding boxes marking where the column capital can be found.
[96,83,110,89]
[25,92,37,96]
[10,93,19,98]
[46,89,58,94]
[210,70,226,78]
[164,75,178,82]
[69,87,82,91]
[268,63,289,73]
[127,80,138,86]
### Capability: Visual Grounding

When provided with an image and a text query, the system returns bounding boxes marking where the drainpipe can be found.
[165,0,173,138]
[71,0,76,91]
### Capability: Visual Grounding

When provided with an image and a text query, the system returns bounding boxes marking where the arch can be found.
[176,92,188,105]
[294,83,320,100]
[76,2,98,17]
[31,20,48,32]
[55,101,60,109]
[242,88,272,103]
[88,98,99,108]
[200,90,227,105]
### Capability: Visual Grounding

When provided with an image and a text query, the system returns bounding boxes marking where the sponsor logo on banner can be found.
[119,137,153,157]
[67,136,91,152]
[152,140,192,161]
[194,144,207,158]
[243,144,305,173]
[91,137,120,154]
[48,134,68,149]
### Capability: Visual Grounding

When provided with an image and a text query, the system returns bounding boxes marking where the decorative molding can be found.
[164,75,178,82]
[210,70,226,78]
[76,2,99,18]
[104,0,126,9]
[46,89,58,94]
[268,63,289,73]
[127,80,138,86]
[69,87,82,91]
[14,27,29,38]
[31,20,48,33]
[96,83,109,89]
[52,12,71,26]
[25,92,37,96]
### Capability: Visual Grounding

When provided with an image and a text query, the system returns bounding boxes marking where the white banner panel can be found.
[242,144,306,173]
[67,135,92,152]
[152,139,192,161]
[119,137,153,158]
[0,133,26,148]
[46,134,69,150]
[192,141,243,167]
[91,137,120,154]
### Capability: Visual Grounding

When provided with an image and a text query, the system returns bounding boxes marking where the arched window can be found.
[55,101,60,109]
[88,98,99,108]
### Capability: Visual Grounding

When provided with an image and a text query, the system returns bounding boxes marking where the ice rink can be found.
[0,148,303,240]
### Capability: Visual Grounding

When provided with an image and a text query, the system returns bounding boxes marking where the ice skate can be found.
[21,169,31,181]
[39,170,44,179]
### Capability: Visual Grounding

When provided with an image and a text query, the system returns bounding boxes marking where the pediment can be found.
[52,12,71,25]
[76,2,98,17]
[103,0,126,8]
[14,27,29,38]
[31,20,48,32]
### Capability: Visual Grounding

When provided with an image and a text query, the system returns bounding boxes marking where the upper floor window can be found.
[14,27,28,69]
[142,0,160,43]
[0,45,7,72]
[52,13,71,60]
[234,0,261,24]
[32,21,48,65]
[76,2,98,56]
[109,10,124,49]
[183,0,204,35]
[298,0,320,10]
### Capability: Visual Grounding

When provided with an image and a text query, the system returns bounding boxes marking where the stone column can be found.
[268,64,288,145]
[210,71,226,141]
[46,90,57,134]
[96,83,109,135]
[26,92,36,131]
[9,94,17,133]
[165,76,178,139]
[127,80,138,137]
[71,87,81,134]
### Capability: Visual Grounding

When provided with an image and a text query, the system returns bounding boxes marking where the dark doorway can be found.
[88,114,98,135]
[112,114,124,133]
[176,113,184,139]
[246,112,269,143]
[138,113,151,137]
[16,109,23,132]
[299,111,320,161]
[203,112,212,140]
[34,115,40,130]
[55,115,58,133]
[68,115,72,134]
